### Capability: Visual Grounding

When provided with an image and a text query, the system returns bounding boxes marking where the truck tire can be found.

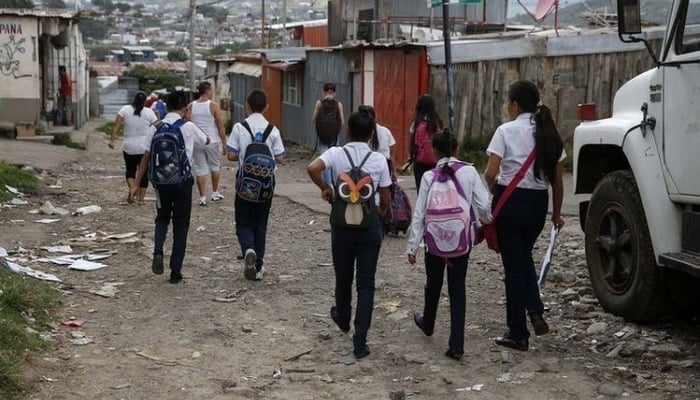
[584,170,671,322]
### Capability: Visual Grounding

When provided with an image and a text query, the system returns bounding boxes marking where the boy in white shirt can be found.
[227,90,285,281]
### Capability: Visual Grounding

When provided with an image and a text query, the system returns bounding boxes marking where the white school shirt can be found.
[189,100,220,143]
[486,113,566,191]
[142,112,208,162]
[375,123,396,159]
[406,157,492,255]
[226,113,285,168]
[118,105,158,155]
[319,142,392,205]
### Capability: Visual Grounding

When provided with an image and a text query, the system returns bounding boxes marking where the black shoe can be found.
[169,272,183,284]
[330,306,350,333]
[495,333,528,351]
[353,345,370,359]
[445,348,464,360]
[413,312,433,336]
[529,312,550,336]
[152,254,164,275]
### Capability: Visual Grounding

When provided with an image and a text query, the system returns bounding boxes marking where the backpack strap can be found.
[342,146,373,170]
[492,149,536,220]
[240,121,255,141]
[241,121,274,143]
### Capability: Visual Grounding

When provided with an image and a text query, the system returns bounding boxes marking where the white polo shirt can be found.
[118,105,158,155]
[226,113,285,168]
[142,112,208,162]
[486,113,566,191]
[375,123,396,160]
[319,142,392,205]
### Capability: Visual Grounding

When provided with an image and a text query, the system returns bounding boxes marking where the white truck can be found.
[573,0,700,322]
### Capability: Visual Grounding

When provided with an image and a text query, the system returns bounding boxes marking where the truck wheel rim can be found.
[594,205,635,295]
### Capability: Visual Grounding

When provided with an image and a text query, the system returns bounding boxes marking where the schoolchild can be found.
[134,91,210,284]
[307,110,391,359]
[409,94,444,190]
[484,80,566,351]
[407,129,492,359]
[226,89,286,281]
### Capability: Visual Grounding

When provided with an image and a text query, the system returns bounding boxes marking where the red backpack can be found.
[413,120,436,166]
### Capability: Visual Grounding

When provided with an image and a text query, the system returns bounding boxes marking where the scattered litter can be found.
[10,219,25,223]
[215,245,230,250]
[192,351,202,359]
[456,384,484,392]
[213,297,237,303]
[69,259,108,271]
[3,261,61,282]
[61,319,86,328]
[8,198,29,206]
[72,205,102,216]
[133,350,193,367]
[88,282,123,298]
[35,218,61,224]
[5,185,21,195]
[39,201,70,216]
[0,247,7,257]
[111,383,131,390]
[104,232,138,240]
[196,226,206,232]
[308,220,315,225]
[316,262,333,267]
[284,349,313,362]
[272,369,283,379]
[28,209,40,214]
[375,300,401,313]
[41,376,57,383]
[70,337,94,346]
[48,180,63,189]
[42,245,73,254]
[87,253,113,261]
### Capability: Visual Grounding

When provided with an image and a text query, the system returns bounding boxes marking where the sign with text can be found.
[427,0,481,8]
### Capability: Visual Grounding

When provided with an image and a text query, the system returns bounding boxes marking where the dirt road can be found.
[0,130,697,400]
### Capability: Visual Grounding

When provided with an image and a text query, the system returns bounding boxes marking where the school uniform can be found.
[319,142,391,351]
[227,113,285,273]
[487,113,566,341]
[407,157,491,354]
[142,112,208,278]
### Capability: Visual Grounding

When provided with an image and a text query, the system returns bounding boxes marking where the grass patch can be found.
[51,134,85,150]
[0,162,38,202]
[99,121,121,137]
[459,135,491,171]
[0,268,60,399]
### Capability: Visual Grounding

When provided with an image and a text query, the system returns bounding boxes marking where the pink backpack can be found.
[413,120,436,165]
[423,163,474,258]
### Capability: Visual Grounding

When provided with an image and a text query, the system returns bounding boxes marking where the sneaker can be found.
[211,192,224,201]
[494,332,529,352]
[152,254,164,275]
[254,267,265,281]
[169,272,183,284]
[243,249,257,281]
[353,345,370,359]
[198,197,207,206]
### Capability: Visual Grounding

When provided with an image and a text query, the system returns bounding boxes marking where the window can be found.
[283,71,302,106]
[678,0,700,54]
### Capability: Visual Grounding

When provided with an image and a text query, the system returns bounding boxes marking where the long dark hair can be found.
[347,110,375,142]
[507,80,563,183]
[132,91,147,117]
[413,94,442,135]
[432,128,458,177]
[358,105,379,150]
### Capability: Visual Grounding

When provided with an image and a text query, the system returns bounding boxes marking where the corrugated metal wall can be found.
[303,25,329,47]
[229,73,261,124]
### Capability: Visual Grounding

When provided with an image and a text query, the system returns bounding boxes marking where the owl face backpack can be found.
[330,147,379,229]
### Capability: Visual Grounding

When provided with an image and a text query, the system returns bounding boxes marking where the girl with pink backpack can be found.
[409,95,444,190]
[406,129,492,360]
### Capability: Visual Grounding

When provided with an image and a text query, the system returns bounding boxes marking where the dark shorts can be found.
[123,152,148,188]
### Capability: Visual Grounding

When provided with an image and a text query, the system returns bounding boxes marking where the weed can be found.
[99,121,120,137]
[51,134,85,150]
[0,268,60,399]
[459,135,491,171]
[0,162,38,202]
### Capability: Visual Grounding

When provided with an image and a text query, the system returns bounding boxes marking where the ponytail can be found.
[132,91,147,117]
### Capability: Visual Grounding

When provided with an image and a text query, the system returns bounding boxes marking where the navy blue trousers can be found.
[331,223,383,348]
[422,251,470,352]
[154,179,194,274]
[494,185,548,340]
[235,196,272,271]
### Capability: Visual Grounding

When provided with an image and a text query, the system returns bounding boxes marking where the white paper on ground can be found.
[68,259,108,271]
[4,261,62,282]
[104,232,137,240]
[73,205,102,216]
[0,247,7,257]
[41,245,73,254]
[5,185,20,195]
[9,198,29,206]
[35,219,61,224]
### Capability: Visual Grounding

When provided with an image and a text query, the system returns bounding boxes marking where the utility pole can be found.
[282,0,287,46]
[261,0,266,48]
[189,0,196,93]
[442,1,455,132]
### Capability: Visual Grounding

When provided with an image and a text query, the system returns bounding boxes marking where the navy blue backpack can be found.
[148,119,192,189]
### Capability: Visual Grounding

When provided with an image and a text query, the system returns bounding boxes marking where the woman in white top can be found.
[109,91,158,203]
[359,105,396,174]
[484,80,565,352]
[406,129,492,360]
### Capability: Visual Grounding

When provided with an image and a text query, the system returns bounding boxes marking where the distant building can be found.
[111,46,156,62]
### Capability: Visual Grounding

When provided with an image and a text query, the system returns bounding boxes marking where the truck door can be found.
[663,0,700,196]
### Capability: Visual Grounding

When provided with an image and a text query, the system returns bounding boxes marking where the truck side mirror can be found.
[618,0,642,35]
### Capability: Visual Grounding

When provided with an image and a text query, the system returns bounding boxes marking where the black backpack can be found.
[236,121,276,202]
[315,98,341,145]
[148,119,192,189]
[330,148,378,229]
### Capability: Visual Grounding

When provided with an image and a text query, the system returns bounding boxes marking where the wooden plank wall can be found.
[430,39,661,143]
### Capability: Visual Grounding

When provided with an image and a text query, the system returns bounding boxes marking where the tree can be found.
[45,0,66,8]
[207,42,251,57]
[102,0,115,14]
[115,2,130,13]
[80,18,109,41]
[0,0,34,8]
[126,65,185,94]
[197,5,228,24]
[167,49,188,62]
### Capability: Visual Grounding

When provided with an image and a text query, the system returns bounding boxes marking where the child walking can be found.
[227,89,286,281]
[307,110,391,359]
[407,129,492,360]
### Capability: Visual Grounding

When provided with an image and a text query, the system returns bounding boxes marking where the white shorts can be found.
[192,142,221,176]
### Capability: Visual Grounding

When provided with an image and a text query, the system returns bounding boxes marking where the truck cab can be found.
[574,0,700,322]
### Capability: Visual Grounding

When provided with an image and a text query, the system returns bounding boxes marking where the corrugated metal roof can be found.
[123,45,155,51]
[130,61,189,72]
[90,61,128,77]
[258,47,306,63]
[228,62,262,77]
[0,8,78,19]
[268,18,327,30]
